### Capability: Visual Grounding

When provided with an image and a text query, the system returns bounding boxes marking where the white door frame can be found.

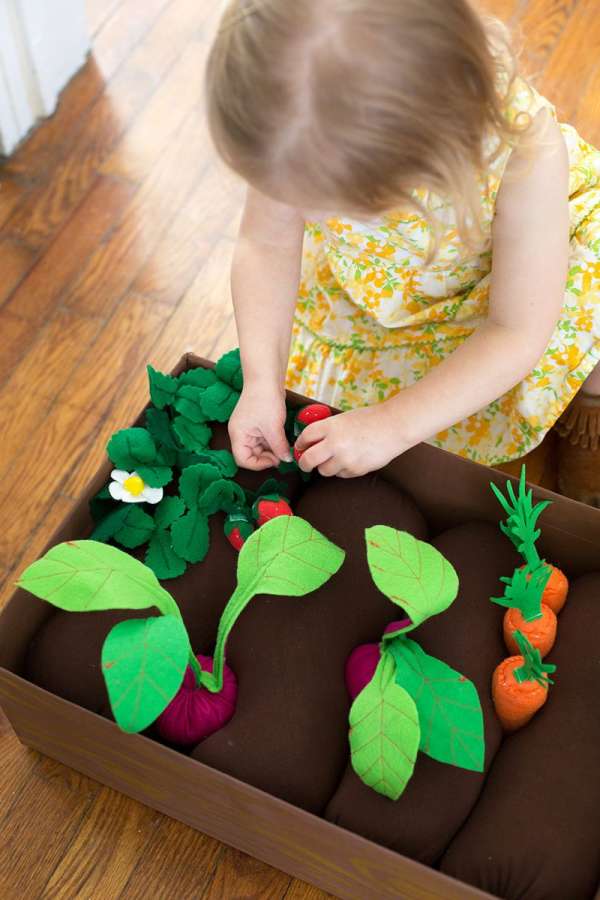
[0,0,89,155]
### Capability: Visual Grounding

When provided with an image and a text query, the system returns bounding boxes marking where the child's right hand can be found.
[228,382,292,471]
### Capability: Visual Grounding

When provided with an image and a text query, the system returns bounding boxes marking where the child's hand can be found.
[295,404,407,477]
[229,383,292,471]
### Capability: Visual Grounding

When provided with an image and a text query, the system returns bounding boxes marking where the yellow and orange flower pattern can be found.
[285,80,600,465]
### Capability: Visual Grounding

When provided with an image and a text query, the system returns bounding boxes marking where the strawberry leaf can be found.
[147,365,178,409]
[171,509,210,563]
[145,529,187,580]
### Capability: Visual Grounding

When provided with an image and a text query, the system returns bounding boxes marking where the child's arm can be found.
[297,110,570,477]
[228,187,305,469]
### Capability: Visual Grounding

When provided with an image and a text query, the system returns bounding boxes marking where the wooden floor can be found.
[0,0,598,896]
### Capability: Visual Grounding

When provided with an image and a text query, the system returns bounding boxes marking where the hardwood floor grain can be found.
[0,0,597,896]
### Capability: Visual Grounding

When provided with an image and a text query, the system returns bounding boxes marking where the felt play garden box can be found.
[0,351,599,900]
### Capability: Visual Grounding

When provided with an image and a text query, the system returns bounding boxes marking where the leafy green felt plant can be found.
[490,466,551,574]
[18,517,344,736]
[90,349,306,581]
[347,527,485,801]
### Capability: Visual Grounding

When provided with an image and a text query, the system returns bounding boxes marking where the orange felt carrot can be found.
[492,631,556,732]
[541,564,569,614]
[503,603,556,658]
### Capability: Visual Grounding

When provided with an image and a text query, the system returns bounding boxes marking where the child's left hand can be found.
[295,404,409,478]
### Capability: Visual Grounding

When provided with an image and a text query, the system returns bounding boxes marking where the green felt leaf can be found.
[193,449,237,477]
[18,541,176,615]
[490,467,550,568]
[107,428,157,470]
[200,382,240,423]
[178,367,218,389]
[147,365,178,410]
[237,515,345,598]
[215,348,244,391]
[112,506,155,549]
[366,527,458,633]
[349,651,420,800]
[145,408,178,450]
[174,385,210,424]
[145,529,187,580]
[153,496,186,530]
[256,477,290,499]
[203,516,345,693]
[388,636,485,773]
[171,509,210,563]
[199,479,246,515]
[91,505,130,542]
[513,630,557,687]
[135,464,173,489]
[102,615,189,733]
[179,463,221,508]
[173,415,212,452]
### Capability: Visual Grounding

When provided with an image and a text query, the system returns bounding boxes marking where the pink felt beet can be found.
[156,654,237,746]
[345,620,412,700]
[345,644,381,700]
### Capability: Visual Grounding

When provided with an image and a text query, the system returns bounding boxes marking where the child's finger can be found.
[262,426,292,462]
[298,439,332,472]
[317,457,342,478]
[295,420,329,451]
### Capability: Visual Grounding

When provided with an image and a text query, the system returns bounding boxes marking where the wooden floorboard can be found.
[0,0,597,896]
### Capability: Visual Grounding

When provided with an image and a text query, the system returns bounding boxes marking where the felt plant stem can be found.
[201,515,345,693]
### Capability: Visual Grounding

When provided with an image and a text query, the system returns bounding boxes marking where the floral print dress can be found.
[285,80,600,465]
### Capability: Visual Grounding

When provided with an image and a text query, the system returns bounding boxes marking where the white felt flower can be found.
[109,470,163,504]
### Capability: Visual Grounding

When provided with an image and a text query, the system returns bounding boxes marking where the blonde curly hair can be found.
[206,0,531,244]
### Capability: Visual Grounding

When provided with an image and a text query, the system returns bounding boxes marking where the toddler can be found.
[206,0,600,504]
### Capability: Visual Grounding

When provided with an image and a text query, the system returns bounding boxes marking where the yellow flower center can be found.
[123,475,145,497]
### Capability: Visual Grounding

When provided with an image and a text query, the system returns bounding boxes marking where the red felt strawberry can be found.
[293,445,304,463]
[224,508,255,552]
[293,403,332,437]
[252,494,293,527]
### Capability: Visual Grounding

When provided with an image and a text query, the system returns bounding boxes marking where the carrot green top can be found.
[512,631,557,687]
[491,466,551,569]
[491,561,550,622]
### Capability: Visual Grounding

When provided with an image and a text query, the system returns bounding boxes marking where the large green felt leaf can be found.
[349,651,420,800]
[199,479,246,515]
[174,385,210,424]
[107,428,157,470]
[145,529,187,580]
[102,615,189,732]
[147,365,178,409]
[171,509,210,563]
[200,382,240,422]
[388,636,485,773]
[203,516,345,693]
[178,367,218,389]
[153,496,186,530]
[173,415,212,452]
[145,408,178,450]
[366,527,458,632]
[237,515,345,597]
[179,463,221,508]
[112,506,155,549]
[190,449,237,478]
[215,348,244,391]
[17,541,175,615]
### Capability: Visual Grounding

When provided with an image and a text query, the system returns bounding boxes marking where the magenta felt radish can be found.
[156,654,237,746]
[345,643,380,700]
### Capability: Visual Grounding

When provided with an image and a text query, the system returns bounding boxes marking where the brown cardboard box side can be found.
[1,354,599,900]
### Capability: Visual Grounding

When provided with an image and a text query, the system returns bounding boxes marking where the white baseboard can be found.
[0,0,90,156]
